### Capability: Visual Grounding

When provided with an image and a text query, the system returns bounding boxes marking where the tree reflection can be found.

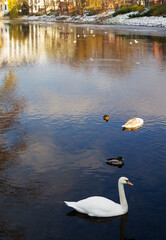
[1,22,166,73]
[9,23,29,42]
[42,25,166,74]
[0,222,26,240]
[0,70,25,133]
[0,69,28,172]
[0,37,3,48]
[0,70,41,239]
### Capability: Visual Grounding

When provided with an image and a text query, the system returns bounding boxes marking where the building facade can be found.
[0,0,9,17]
[28,0,59,13]
[28,0,43,13]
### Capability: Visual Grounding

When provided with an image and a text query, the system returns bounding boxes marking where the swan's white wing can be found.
[66,196,124,217]
[122,117,144,128]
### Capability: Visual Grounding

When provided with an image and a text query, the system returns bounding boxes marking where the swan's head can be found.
[119,177,133,186]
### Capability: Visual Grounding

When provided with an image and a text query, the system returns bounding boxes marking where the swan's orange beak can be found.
[127,181,133,186]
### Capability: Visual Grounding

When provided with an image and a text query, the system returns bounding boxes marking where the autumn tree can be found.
[101,0,107,9]
[2,0,23,18]
[0,0,3,11]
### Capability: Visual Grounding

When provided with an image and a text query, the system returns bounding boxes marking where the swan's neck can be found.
[118,182,128,210]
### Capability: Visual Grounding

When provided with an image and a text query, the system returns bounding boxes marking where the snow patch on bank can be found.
[20,11,166,28]
[107,12,166,28]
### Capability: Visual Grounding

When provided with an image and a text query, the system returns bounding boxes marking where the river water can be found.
[0,21,166,240]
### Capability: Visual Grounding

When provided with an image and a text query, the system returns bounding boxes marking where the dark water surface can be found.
[0,21,166,239]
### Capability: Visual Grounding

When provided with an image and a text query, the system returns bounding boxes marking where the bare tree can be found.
[80,0,87,16]
[51,0,57,12]
[57,0,64,13]
[74,0,87,15]
[43,0,50,14]
[64,0,69,13]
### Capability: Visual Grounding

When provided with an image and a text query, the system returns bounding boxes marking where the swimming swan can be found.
[122,117,144,129]
[64,177,133,217]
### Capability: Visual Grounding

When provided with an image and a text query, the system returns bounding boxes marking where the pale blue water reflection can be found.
[0,21,166,239]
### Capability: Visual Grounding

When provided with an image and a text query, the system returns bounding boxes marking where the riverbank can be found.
[19,10,166,28]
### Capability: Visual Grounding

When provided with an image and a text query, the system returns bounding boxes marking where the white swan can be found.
[122,117,144,129]
[64,177,133,217]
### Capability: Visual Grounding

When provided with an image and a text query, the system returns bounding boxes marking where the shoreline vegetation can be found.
[3,5,166,28]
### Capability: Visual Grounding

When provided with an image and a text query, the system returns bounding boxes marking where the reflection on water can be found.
[122,126,143,131]
[0,69,42,239]
[0,21,166,239]
[0,69,26,161]
[68,211,135,240]
[0,22,166,73]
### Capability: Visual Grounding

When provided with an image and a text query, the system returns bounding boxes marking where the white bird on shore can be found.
[64,177,133,217]
[134,39,138,43]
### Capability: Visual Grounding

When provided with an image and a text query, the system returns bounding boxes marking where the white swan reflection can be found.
[67,211,135,240]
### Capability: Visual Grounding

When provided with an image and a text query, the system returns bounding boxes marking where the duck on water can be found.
[106,156,124,168]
